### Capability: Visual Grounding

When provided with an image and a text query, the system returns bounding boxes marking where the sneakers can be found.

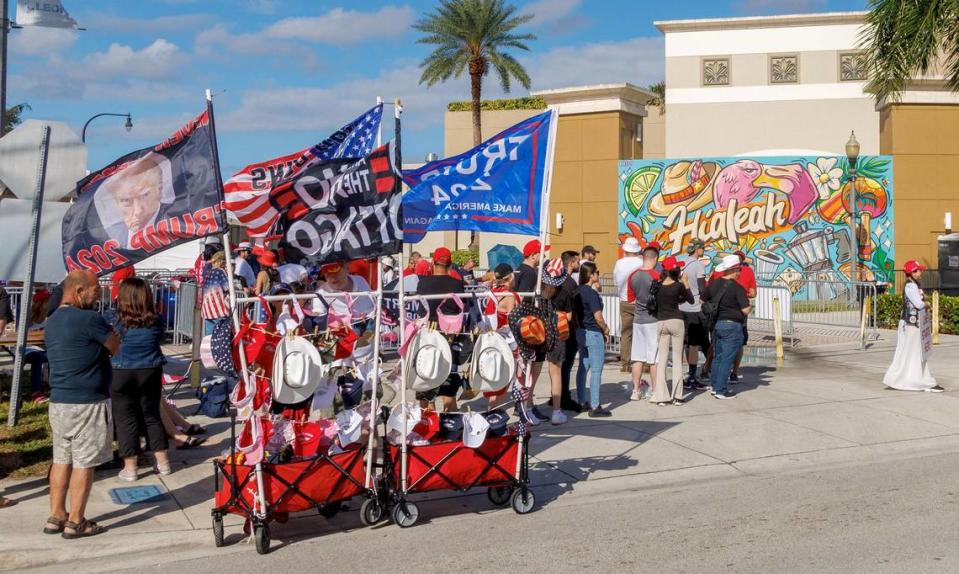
[515,404,541,426]
[531,406,550,422]
[630,390,642,401]
[588,406,612,418]
[729,373,740,384]
[687,376,708,391]
[117,469,138,482]
[712,390,737,400]
[561,399,583,413]
[551,410,568,425]
[924,385,945,393]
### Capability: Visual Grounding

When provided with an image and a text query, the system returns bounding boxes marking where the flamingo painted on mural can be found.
[712,159,818,224]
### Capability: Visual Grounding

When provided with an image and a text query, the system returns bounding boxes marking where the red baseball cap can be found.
[903,260,927,274]
[433,247,452,265]
[644,241,661,253]
[661,256,685,271]
[523,239,549,258]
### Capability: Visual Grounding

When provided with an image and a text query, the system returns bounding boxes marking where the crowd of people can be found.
[0,233,944,528]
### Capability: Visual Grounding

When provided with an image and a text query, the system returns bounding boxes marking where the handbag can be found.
[436,293,465,334]
[702,280,732,333]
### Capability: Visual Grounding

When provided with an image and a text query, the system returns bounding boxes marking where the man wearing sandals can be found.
[43,270,120,539]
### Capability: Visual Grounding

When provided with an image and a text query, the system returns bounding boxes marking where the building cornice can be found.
[531,83,653,117]
[655,11,867,33]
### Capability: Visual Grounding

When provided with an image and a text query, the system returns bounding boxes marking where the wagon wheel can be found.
[254,523,271,555]
[487,486,512,506]
[391,501,419,528]
[511,487,535,515]
[212,514,224,547]
[360,498,384,526]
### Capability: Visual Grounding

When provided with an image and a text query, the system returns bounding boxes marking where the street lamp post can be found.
[845,131,861,284]
[81,112,133,143]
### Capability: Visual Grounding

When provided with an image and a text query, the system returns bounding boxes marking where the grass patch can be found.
[0,399,52,479]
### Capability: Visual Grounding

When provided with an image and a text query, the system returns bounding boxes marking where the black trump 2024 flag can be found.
[62,110,223,276]
[279,141,403,266]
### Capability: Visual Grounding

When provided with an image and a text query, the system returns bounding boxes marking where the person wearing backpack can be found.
[701,255,751,400]
[626,243,661,401]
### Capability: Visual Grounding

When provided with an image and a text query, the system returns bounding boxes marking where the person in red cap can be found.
[883,260,943,392]
[652,256,693,405]
[514,239,548,294]
[415,246,466,412]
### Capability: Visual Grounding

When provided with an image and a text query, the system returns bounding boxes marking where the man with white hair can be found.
[701,254,751,400]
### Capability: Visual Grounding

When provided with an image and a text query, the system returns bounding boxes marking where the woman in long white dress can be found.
[883,260,943,392]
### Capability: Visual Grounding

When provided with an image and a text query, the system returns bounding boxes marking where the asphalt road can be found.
[128,451,959,574]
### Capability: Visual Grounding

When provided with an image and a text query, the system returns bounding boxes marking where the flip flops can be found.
[62,518,105,539]
[184,424,207,436]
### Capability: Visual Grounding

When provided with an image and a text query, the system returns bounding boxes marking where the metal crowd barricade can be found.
[600,293,621,355]
[4,269,196,344]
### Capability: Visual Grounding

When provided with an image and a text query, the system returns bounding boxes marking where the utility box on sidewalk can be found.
[938,233,959,295]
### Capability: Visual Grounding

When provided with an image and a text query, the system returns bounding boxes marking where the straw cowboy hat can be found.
[272,335,324,404]
[648,160,719,217]
[470,331,515,393]
[405,328,453,392]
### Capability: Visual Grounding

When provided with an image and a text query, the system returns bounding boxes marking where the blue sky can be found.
[11,0,867,175]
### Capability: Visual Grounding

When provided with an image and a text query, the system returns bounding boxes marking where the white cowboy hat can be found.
[716,254,742,273]
[463,411,491,449]
[272,335,323,404]
[405,328,452,392]
[471,331,515,393]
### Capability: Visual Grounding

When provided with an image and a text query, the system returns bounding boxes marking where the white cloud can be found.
[523,0,582,27]
[84,13,216,33]
[246,0,279,14]
[9,26,78,56]
[526,36,665,91]
[83,39,188,81]
[262,5,415,44]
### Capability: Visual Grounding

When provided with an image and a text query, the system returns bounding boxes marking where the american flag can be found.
[224,104,383,238]
[201,267,231,320]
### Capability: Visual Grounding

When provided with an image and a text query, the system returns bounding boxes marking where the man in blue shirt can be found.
[43,270,119,539]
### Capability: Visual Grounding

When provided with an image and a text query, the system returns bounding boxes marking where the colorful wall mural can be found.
[617,156,895,294]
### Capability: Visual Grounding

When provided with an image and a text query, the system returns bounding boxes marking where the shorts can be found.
[545,339,566,365]
[49,400,113,469]
[682,311,711,349]
[630,322,659,364]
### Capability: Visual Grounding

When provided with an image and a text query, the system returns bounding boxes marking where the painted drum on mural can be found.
[617,156,895,295]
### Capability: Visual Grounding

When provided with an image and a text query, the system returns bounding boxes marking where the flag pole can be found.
[393,98,410,493]
[365,93,385,489]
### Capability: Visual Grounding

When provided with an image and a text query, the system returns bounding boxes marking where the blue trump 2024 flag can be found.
[401,109,556,243]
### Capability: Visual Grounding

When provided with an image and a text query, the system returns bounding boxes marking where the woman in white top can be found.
[883,260,943,392]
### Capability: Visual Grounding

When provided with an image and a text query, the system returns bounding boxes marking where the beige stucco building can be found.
[430,10,959,271]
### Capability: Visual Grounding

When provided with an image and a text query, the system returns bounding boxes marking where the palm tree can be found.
[646,81,665,114]
[415,0,535,146]
[861,0,959,102]
[3,103,30,134]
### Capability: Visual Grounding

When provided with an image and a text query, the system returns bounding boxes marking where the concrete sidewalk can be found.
[4,335,959,572]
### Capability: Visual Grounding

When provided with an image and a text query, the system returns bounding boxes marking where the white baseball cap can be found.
[463,411,491,448]
[715,254,742,273]
[622,237,642,254]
